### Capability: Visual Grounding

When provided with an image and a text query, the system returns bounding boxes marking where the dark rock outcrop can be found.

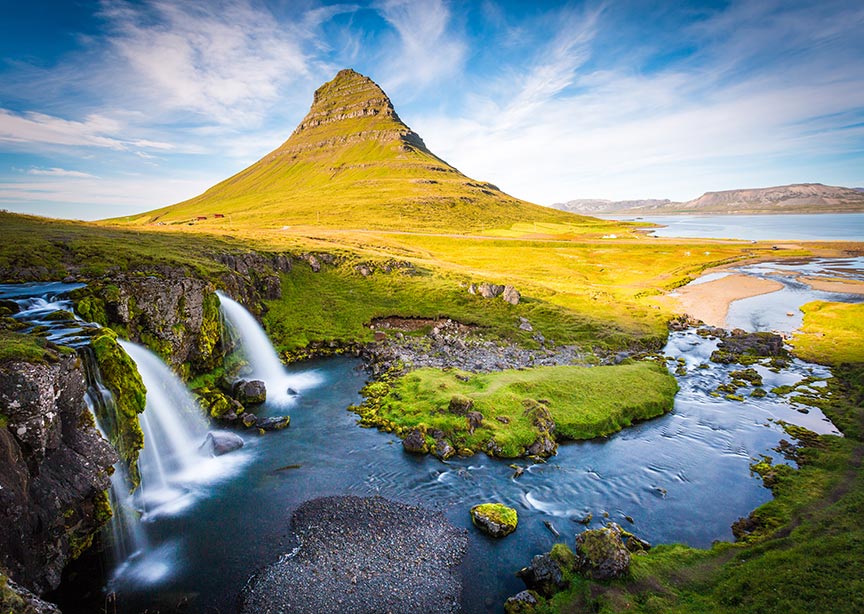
[233,379,267,405]
[0,355,117,596]
[516,553,568,597]
[574,523,631,580]
[72,274,223,376]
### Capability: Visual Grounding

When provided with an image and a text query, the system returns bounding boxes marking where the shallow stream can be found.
[0,258,858,613]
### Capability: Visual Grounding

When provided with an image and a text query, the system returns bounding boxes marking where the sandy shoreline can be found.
[671,274,784,328]
[800,276,864,295]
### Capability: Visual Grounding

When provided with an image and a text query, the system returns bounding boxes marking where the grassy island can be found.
[352,362,678,457]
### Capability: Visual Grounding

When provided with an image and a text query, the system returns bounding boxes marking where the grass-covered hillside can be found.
[111,69,579,233]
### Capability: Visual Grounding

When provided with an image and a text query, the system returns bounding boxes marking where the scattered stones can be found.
[470,503,518,538]
[241,413,258,428]
[574,523,631,580]
[240,495,467,614]
[518,317,533,331]
[502,285,521,305]
[202,430,244,456]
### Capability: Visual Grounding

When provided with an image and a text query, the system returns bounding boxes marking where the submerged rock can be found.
[202,431,244,456]
[574,523,631,580]
[257,416,291,431]
[240,496,467,614]
[471,503,518,538]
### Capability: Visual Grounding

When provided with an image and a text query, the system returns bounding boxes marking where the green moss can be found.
[0,573,29,613]
[90,328,146,487]
[750,387,767,398]
[0,329,61,363]
[471,502,518,535]
[550,543,576,570]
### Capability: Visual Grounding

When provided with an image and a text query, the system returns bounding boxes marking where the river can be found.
[2,250,860,613]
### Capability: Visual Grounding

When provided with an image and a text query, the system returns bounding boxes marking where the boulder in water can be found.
[234,379,267,405]
[470,503,518,538]
[402,428,428,454]
[504,590,540,614]
[203,431,244,456]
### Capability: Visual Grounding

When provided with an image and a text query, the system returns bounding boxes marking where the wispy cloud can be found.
[26,167,98,179]
[0,108,174,152]
[98,0,312,127]
[417,1,864,203]
[376,0,467,91]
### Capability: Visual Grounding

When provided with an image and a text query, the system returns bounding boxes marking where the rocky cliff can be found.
[0,353,116,596]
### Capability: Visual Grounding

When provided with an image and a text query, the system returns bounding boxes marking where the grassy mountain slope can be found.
[114,69,579,233]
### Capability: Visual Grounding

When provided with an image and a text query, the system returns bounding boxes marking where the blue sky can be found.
[1,0,862,220]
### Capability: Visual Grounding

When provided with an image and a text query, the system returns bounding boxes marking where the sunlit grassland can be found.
[791,301,864,364]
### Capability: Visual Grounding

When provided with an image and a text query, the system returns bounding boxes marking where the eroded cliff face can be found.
[72,274,222,378]
[0,354,117,596]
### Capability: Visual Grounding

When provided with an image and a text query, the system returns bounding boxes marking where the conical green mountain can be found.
[121,69,579,232]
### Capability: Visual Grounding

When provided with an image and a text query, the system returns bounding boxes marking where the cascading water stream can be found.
[216,292,322,404]
[118,341,214,518]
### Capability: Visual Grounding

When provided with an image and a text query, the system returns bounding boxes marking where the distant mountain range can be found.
[553,183,864,215]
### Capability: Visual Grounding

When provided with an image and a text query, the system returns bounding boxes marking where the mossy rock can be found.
[90,328,146,487]
[471,502,518,538]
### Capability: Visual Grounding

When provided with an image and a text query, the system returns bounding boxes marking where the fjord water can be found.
[618,212,864,241]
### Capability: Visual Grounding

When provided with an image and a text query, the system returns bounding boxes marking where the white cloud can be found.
[416,1,864,203]
[98,0,312,127]
[376,0,467,91]
[26,167,98,179]
[0,174,219,220]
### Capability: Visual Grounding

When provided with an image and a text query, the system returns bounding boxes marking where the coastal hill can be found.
[115,69,579,233]
[553,183,864,215]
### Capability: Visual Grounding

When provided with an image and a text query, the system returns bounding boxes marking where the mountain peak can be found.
[284,68,428,155]
[120,68,577,232]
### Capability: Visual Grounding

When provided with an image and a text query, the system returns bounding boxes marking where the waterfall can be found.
[78,346,148,568]
[118,340,213,518]
[216,292,322,404]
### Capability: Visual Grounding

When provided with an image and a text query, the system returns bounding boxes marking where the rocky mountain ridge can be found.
[552,183,864,215]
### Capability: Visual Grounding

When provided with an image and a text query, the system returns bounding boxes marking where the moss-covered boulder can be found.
[90,328,146,487]
[574,523,631,580]
[504,590,540,614]
[470,503,518,538]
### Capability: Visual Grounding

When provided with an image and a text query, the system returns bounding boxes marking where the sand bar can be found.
[800,276,864,295]
[672,274,784,328]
